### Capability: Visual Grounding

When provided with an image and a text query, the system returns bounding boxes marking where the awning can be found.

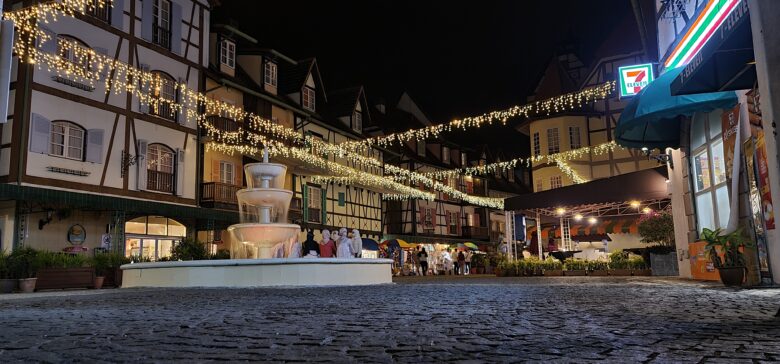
[671,0,755,95]
[615,66,738,149]
[505,167,669,211]
[542,218,637,239]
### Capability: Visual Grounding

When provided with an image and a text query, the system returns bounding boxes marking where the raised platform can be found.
[120,258,393,288]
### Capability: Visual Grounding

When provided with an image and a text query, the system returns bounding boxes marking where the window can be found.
[461,152,468,166]
[536,179,543,192]
[423,208,434,229]
[49,121,84,160]
[533,132,541,156]
[264,62,277,87]
[569,126,581,150]
[219,161,234,185]
[150,71,177,120]
[417,140,426,157]
[547,128,560,154]
[219,39,235,69]
[307,186,322,223]
[550,175,562,189]
[353,110,362,132]
[86,0,110,22]
[448,211,458,234]
[57,36,91,73]
[302,87,316,111]
[153,0,172,49]
[691,111,730,231]
[442,146,450,164]
[147,144,174,193]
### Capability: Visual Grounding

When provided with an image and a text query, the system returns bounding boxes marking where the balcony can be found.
[462,226,489,240]
[203,115,240,135]
[201,182,240,209]
[150,97,178,121]
[147,170,174,193]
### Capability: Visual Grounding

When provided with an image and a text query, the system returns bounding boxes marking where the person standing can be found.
[464,250,473,275]
[351,229,363,258]
[319,230,336,258]
[457,250,466,275]
[453,249,460,275]
[411,246,420,275]
[418,248,429,276]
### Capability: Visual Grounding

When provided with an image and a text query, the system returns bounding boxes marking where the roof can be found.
[326,86,362,118]
[278,58,327,101]
[505,166,669,211]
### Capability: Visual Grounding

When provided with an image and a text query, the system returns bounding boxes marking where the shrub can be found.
[586,260,609,271]
[609,250,629,269]
[35,251,90,269]
[109,253,132,267]
[541,256,562,271]
[524,256,542,274]
[628,256,647,270]
[91,253,111,276]
[0,250,9,279]
[638,211,675,249]
[170,238,208,261]
[564,258,587,271]
[496,258,513,277]
[211,249,231,260]
[8,247,39,279]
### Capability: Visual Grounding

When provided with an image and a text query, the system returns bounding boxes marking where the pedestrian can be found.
[319,229,336,258]
[457,250,466,275]
[464,250,473,275]
[302,230,319,257]
[418,247,429,276]
[351,229,363,258]
[411,246,420,275]
[453,249,460,275]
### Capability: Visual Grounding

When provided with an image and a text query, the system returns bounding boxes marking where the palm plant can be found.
[701,228,753,268]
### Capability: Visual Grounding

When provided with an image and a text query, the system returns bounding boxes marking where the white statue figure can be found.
[331,229,341,248]
[336,230,354,258]
[338,227,350,250]
[351,229,363,258]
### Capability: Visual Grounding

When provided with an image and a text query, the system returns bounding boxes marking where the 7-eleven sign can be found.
[618,63,654,98]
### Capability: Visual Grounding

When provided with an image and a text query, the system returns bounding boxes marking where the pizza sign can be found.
[618,63,655,98]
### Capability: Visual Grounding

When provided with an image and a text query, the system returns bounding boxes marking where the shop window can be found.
[533,132,540,156]
[690,110,730,231]
[547,128,560,154]
[50,121,85,160]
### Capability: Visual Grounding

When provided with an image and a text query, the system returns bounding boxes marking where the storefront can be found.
[124,216,187,261]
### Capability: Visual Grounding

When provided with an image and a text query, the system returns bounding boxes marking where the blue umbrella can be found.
[362,238,379,251]
[615,66,738,150]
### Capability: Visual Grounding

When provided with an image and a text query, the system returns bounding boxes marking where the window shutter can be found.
[302,185,309,222]
[94,47,109,79]
[211,160,220,182]
[29,113,51,154]
[141,0,154,42]
[38,27,57,54]
[110,0,124,29]
[137,139,148,190]
[85,129,104,163]
[177,77,185,124]
[138,64,150,113]
[321,186,327,224]
[170,2,183,55]
[235,163,243,187]
[175,148,184,196]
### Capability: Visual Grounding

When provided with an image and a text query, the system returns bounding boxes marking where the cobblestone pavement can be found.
[1,276,780,363]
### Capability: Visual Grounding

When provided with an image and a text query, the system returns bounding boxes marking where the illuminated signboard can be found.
[664,0,743,69]
[618,63,654,98]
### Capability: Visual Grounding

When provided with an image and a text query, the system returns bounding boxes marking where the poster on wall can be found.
[721,105,740,176]
[755,133,775,230]
[744,138,770,273]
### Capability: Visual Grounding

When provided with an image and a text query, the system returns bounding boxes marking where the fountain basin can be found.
[227,223,300,258]
[236,188,293,209]
[120,258,393,287]
[244,163,287,189]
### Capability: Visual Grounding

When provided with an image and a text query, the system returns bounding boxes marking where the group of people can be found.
[408,247,473,276]
[273,227,364,259]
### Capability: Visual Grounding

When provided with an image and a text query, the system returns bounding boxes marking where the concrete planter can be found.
[610,269,632,276]
[543,269,564,276]
[650,252,680,276]
[633,269,652,276]
[589,270,609,276]
[564,270,587,276]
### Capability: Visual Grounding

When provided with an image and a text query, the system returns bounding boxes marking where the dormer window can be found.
[302,86,315,111]
[264,62,277,87]
[219,39,235,69]
[442,146,450,164]
[352,110,362,132]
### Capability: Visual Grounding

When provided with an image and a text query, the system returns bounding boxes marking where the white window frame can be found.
[353,110,362,132]
[533,132,541,156]
[302,87,316,111]
[154,0,171,31]
[49,121,85,161]
[691,111,730,231]
[307,185,322,223]
[550,175,562,189]
[264,61,278,87]
[219,161,234,185]
[442,146,450,164]
[569,126,581,150]
[448,211,458,234]
[150,71,177,120]
[547,128,560,154]
[219,39,235,69]
[147,144,174,174]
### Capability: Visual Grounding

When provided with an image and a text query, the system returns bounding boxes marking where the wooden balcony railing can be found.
[205,115,240,133]
[201,182,240,205]
[147,170,174,193]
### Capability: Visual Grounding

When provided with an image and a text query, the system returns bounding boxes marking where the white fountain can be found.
[119,149,393,288]
[227,150,300,259]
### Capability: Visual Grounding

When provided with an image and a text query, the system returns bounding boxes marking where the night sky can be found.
[215,0,640,155]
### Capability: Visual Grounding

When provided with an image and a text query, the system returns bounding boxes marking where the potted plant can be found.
[608,250,631,276]
[105,253,131,288]
[526,256,543,276]
[9,247,39,293]
[495,258,511,277]
[0,250,16,293]
[563,258,587,276]
[587,260,610,276]
[91,253,110,289]
[638,211,679,276]
[629,256,651,276]
[702,227,753,286]
[541,256,563,276]
[170,238,208,261]
[35,251,94,290]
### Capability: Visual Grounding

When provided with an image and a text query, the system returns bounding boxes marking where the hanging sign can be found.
[618,63,655,98]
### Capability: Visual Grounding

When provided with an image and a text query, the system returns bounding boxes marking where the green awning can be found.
[615,66,738,150]
[0,183,238,224]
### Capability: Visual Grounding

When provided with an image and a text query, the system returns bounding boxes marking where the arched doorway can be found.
[124,216,186,260]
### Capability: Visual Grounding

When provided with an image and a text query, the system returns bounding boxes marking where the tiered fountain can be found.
[228,150,300,259]
[120,150,392,288]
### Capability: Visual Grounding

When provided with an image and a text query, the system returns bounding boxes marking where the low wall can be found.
[121,258,393,288]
